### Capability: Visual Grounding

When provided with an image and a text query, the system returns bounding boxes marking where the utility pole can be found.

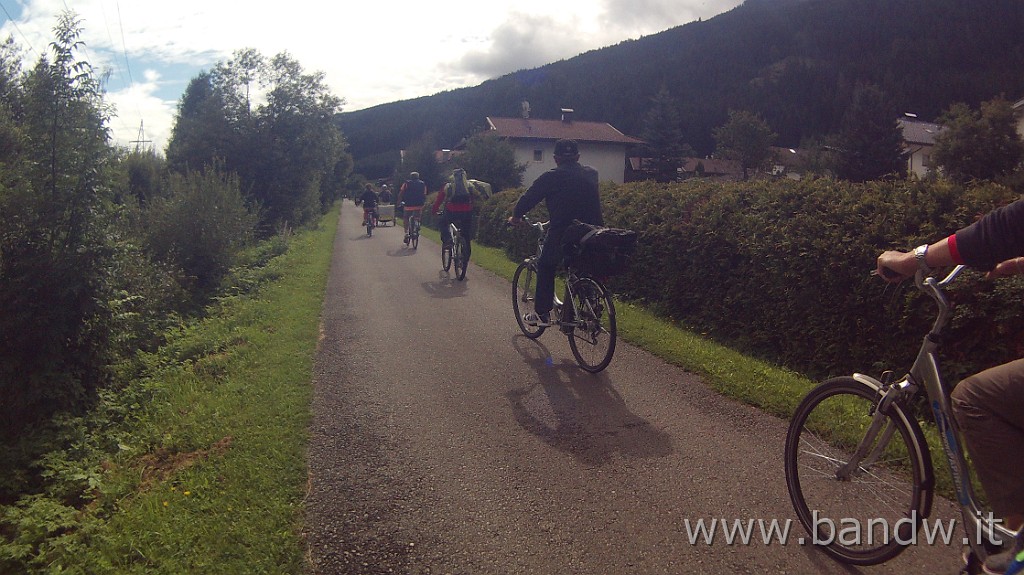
[129,120,152,152]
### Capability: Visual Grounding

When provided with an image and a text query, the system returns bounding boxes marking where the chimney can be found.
[560,108,574,123]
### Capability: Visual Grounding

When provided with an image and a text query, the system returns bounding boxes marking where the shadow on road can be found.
[505,334,674,466]
[421,270,468,299]
[386,246,422,257]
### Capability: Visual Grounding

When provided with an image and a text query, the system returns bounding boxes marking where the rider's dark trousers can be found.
[440,211,475,260]
[952,357,1024,521]
[534,227,566,318]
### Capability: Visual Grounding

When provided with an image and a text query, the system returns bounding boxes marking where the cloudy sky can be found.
[0,0,743,152]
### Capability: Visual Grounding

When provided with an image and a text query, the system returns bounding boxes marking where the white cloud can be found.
[1,0,743,152]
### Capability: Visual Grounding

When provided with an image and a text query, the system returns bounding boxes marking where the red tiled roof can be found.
[487,116,644,145]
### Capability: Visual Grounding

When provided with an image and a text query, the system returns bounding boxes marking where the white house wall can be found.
[517,141,628,187]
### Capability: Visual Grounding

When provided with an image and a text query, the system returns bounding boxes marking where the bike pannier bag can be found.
[561,220,638,277]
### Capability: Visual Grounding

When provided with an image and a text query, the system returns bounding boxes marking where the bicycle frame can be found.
[521,218,585,331]
[847,265,1016,559]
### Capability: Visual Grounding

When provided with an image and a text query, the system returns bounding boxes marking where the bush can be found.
[141,165,258,297]
[474,176,1024,381]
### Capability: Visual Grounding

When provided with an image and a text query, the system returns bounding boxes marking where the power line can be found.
[116,2,134,88]
[0,0,41,58]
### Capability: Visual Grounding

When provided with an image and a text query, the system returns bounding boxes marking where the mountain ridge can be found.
[340,0,1024,175]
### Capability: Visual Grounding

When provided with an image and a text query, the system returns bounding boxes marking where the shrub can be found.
[141,165,258,297]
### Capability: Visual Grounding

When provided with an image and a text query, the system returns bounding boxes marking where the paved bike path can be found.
[305,201,962,574]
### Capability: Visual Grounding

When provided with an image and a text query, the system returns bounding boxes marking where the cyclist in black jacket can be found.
[355,183,379,227]
[399,172,428,245]
[507,139,603,327]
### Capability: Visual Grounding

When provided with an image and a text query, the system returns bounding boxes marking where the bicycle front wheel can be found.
[453,237,468,281]
[567,277,616,373]
[784,376,932,566]
[512,261,544,338]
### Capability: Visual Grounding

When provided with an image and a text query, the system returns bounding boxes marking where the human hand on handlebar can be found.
[874,250,916,282]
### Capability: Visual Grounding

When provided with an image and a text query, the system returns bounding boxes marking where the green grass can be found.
[10,210,339,574]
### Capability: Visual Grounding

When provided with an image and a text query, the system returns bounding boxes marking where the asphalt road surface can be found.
[305,202,963,574]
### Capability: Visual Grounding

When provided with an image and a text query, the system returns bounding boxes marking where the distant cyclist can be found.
[506,139,603,327]
[355,183,379,227]
[398,171,427,246]
[433,168,489,261]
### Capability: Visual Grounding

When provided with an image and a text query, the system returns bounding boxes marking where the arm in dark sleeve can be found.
[954,197,1024,271]
[512,174,550,219]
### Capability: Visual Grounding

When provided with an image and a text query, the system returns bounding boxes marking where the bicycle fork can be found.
[836,377,904,480]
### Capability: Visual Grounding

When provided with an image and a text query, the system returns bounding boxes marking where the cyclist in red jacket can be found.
[432,168,482,260]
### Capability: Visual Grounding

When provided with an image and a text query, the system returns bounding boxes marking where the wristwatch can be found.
[914,244,931,274]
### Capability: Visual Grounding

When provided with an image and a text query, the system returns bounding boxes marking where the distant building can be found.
[485,109,644,185]
[769,147,810,180]
[1014,97,1024,139]
[900,117,943,178]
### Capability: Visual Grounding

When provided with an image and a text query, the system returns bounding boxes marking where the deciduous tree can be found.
[457,131,525,192]
[933,98,1024,183]
[713,110,776,180]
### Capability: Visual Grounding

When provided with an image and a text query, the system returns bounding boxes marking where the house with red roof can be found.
[485,108,644,185]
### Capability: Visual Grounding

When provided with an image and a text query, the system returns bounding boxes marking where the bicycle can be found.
[401,203,421,249]
[362,206,377,237]
[510,217,617,373]
[783,264,1020,571]
[441,220,469,281]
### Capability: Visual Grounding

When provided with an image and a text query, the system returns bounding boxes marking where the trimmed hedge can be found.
[472,177,1024,383]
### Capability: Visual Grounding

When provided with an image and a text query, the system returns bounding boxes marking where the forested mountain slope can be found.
[339,0,1024,172]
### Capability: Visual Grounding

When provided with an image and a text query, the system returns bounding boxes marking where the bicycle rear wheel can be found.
[784,376,932,565]
[454,236,468,281]
[411,225,419,249]
[566,277,616,373]
[441,245,452,271]
[512,261,544,338]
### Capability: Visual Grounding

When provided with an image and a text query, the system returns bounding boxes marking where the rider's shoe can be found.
[403,235,410,245]
[522,312,551,327]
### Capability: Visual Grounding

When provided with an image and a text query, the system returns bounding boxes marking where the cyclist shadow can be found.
[421,270,468,299]
[386,247,420,257]
[506,335,673,466]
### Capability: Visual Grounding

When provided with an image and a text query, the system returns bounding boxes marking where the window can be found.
[533,149,543,162]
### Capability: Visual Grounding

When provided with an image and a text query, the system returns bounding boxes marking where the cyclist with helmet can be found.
[506,139,603,327]
[398,171,428,246]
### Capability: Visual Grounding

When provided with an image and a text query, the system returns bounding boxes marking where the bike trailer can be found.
[561,220,638,277]
[376,204,395,226]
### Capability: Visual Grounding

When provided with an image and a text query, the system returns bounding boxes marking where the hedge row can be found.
[470,177,1024,383]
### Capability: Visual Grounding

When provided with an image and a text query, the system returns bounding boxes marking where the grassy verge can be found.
[97,210,336,573]
[0,208,338,574]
